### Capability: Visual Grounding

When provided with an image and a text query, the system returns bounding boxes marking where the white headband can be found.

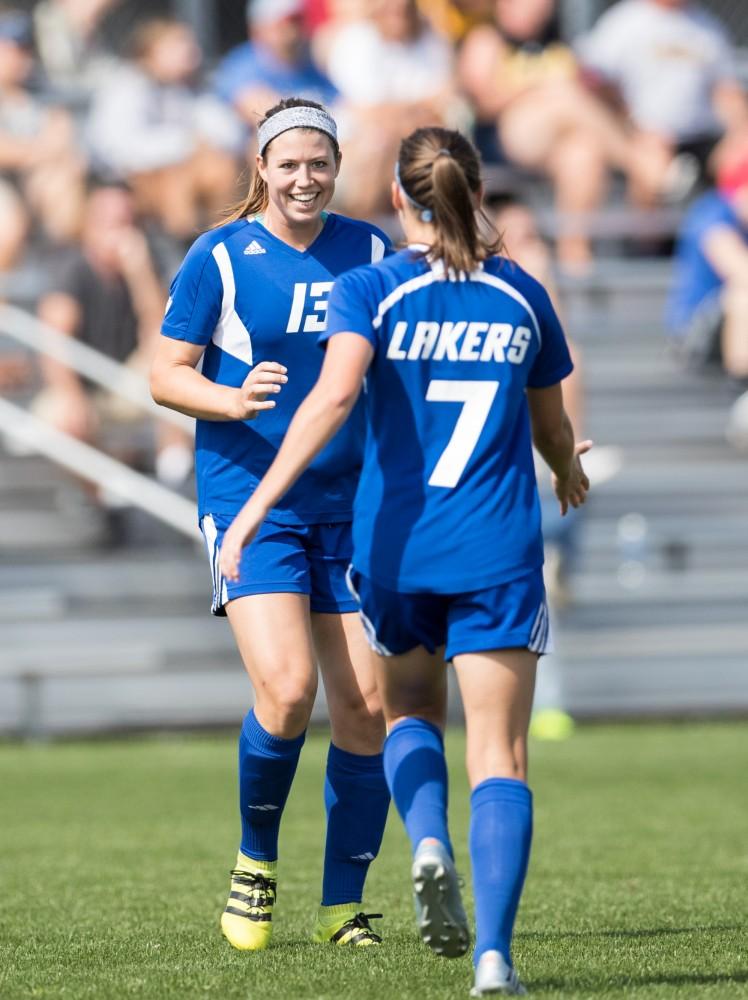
[257,106,338,156]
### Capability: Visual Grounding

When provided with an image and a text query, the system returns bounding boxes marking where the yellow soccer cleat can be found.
[220,852,277,951]
[312,905,383,946]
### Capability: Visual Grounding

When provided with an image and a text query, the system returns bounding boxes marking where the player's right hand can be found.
[230,362,288,421]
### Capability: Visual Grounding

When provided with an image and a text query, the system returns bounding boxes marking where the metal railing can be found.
[0,303,200,540]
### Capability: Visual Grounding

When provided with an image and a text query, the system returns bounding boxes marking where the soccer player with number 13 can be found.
[151,98,391,951]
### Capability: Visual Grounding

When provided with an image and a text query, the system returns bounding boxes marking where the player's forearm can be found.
[150,362,241,421]
[533,410,576,481]
[249,384,355,518]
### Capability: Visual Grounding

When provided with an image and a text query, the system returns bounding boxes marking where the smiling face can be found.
[257,128,340,235]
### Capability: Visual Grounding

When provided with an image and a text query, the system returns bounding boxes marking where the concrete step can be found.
[0,614,234,668]
[556,653,748,716]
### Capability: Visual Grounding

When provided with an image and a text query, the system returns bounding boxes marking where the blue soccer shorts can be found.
[200,513,358,616]
[346,566,552,661]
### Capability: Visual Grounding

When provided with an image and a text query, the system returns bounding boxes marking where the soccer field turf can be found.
[1,723,746,999]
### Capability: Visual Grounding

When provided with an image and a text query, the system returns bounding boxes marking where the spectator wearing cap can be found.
[213,0,337,127]
[0,7,84,259]
[86,17,243,240]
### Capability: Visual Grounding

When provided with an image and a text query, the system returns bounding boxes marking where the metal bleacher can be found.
[553,264,748,717]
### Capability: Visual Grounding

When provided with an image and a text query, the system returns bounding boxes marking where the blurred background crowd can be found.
[1,0,747,735]
[3,0,748,471]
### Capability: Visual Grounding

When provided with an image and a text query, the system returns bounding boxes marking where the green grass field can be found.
[1,723,746,999]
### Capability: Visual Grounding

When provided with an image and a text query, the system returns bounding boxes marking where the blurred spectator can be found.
[310,0,367,66]
[305,0,331,34]
[32,0,123,100]
[491,195,564,305]
[458,0,675,270]
[417,0,494,43]
[0,7,85,254]
[214,0,337,128]
[34,179,192,488]
[312,0,493,48]
[305,0,367,35]
[325,0,458,217]
[667,147,748,446]
[86,18,243,240]
[578,0,748,209]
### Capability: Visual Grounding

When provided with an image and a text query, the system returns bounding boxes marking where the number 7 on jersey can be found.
[426,380,499,488]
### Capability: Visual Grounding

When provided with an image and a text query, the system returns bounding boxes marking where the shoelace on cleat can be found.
[331,912,383,944]
[227,869,277,913]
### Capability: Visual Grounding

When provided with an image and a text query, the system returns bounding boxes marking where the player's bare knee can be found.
[260,676,316,735]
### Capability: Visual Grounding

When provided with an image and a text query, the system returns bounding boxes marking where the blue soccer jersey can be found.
[322,247,574,593]
[162,213,389,523]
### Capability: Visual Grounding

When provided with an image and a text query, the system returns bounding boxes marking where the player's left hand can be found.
[219,503,265,582]
[553,439,593,515]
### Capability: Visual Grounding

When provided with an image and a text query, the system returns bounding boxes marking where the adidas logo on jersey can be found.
[243,240,266,255]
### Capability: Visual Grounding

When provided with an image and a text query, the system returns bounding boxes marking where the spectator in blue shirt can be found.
[667,147,748,382]
[667,146,748,448]
[214,0,337,127]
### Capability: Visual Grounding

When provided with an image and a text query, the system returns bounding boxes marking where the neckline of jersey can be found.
[249,211,334,259]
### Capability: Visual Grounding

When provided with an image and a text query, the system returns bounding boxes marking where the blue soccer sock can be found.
[238,709,305,862]
[469,777,533,966]
[321,743,390,906]
[383,717,453,858]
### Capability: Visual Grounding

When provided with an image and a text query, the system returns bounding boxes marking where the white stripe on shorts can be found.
[528,597,553,655]
[201,514,228,613]
[345,565,394,657]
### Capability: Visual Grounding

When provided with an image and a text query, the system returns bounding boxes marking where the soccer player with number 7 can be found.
[151,98,392,952]
[219,125,591,995]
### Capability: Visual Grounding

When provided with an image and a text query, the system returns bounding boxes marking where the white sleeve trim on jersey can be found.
[372,271,439,329]
[371,233,386,262]
[210,242,253,366]
[469,271,541,347]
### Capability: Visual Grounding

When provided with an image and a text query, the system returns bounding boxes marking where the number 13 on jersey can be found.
[427,380,499,488]
[286,282,334,334]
